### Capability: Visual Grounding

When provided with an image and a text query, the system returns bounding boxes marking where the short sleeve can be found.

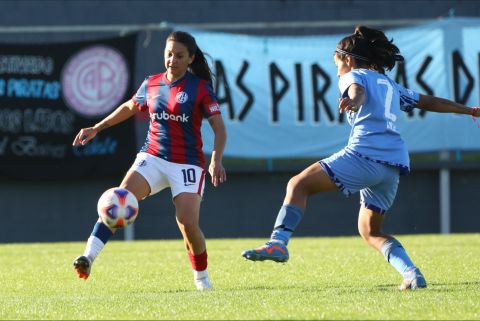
[338,71,366,98]
[132,78,148,111]
[201,81,221,118]
[396,83,420,112]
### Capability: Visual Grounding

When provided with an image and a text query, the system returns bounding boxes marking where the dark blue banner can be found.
[0,34,137,179]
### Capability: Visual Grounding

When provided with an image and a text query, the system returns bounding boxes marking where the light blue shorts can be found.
[319,148,400,214]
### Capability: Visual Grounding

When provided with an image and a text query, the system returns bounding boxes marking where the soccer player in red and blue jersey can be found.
[72,31,227,291]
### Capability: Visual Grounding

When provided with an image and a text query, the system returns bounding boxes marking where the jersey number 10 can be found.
[182,168,197,184]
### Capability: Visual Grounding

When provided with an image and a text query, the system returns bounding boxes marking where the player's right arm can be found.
[338,83,365,113]
[72,99,139,146]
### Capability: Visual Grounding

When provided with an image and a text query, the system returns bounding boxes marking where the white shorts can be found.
[129,152,206,198]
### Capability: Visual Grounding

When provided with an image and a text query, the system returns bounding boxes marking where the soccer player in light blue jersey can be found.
[242,26,480,290]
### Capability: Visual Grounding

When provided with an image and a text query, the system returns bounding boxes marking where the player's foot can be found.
[241,241,289,263]
[195,277,213,291]
[73,255,92,280]
[399,267,427,290]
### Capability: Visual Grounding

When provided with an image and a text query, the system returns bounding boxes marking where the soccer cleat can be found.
[73,255,92,280]
[241,241,289,263]
[195,277,213,291]
[399,267,427,290]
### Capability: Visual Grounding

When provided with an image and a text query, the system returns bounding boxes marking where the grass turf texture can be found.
[1,234,479,320]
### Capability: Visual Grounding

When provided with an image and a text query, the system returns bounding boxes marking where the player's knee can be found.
[358,225,383,246]
[286,175,306,196]
[358,224,372,242]
[177,216,198,230]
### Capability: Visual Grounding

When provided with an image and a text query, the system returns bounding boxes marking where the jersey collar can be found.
[163,71,189,87]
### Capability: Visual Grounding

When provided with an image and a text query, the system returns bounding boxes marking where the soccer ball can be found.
[97,187,139,228]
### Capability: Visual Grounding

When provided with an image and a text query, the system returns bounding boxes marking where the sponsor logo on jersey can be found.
[175,91,188,104]
[208,103,220,113]
[151,110,190,122]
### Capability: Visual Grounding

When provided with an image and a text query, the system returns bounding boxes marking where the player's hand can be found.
[338,97,359,114]
[72,127,98,146]
[208,160,226,187]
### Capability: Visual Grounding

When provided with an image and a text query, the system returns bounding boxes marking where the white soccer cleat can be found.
[195,277,213,291]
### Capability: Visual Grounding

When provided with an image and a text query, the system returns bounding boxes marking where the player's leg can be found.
[166,161,211,290]
[174,192,212,290]
[358,207,426,290]
[242,162,337,262]
[73,218,113,279]
[273,162,337,241]
[74,169,150,279]
[358,167,426,290]
[174,192,205,253]
[357,206,390,250]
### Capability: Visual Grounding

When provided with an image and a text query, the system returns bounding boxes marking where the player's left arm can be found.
[417,94,479,116]
[207,114,227,187]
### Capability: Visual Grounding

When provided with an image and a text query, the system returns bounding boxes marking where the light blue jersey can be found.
[338,69,419,174]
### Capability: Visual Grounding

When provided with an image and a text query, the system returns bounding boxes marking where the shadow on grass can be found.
[126,281,480,294]
[225,280,480,293]
[375,280,480,292]
[127,288,202,294]
[231,284,397,293]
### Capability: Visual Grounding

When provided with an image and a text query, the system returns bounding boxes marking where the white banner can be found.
[190,18,480,158]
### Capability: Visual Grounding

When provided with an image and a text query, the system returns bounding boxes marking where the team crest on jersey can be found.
[175,91,189,104]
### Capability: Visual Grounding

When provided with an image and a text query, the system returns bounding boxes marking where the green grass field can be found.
[1,234,479,320]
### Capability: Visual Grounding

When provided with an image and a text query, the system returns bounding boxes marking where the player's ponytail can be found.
[189,47,213,82]
[335,25,403,74]
[166,31,213,82]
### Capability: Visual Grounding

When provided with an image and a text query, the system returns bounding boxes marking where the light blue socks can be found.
[270,204,304,245]
[381,238,416,276]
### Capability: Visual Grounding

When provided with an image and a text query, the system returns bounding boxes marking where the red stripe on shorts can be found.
[197,170,206,195]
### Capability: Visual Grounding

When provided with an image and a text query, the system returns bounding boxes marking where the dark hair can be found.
[166,31,213,82]
[335,26,403,74]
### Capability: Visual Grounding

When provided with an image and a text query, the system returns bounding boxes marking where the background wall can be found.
[2,165,479,243]
[1,0,479,242]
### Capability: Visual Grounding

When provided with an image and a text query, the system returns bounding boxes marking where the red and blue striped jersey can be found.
[132,71,220,169]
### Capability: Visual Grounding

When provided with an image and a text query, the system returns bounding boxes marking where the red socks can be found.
[188,250,208,271]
